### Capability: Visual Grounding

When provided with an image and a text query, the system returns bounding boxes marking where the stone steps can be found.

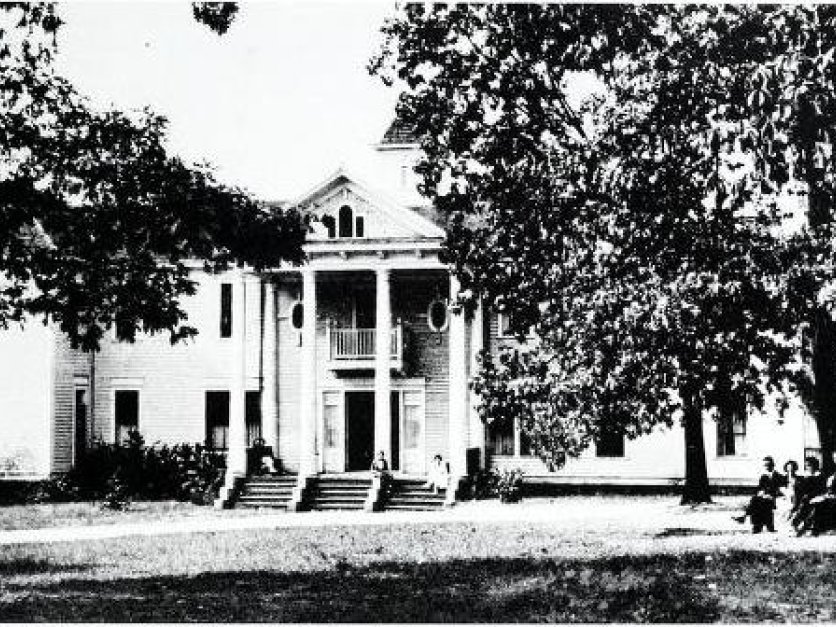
[236,475,298,510]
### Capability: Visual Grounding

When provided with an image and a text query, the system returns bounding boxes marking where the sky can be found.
[53,2,400,202]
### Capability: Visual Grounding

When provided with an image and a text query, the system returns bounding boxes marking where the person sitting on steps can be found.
[426,454,450,494]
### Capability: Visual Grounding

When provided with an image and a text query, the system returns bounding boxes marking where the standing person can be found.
[732,456,785,533]
[781,459,801,519]
[371,450,391,497]
[426,454,450,494]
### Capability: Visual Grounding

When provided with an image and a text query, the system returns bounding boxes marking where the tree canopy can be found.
[1,4,305,351]
[373,5,836,501]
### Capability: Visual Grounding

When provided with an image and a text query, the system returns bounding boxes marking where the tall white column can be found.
[374,267,392,464]
[299,269,318,476]
[261,278,279,456]
[226,269,248,480]
[469,298,486,467]
[448,275,469,479]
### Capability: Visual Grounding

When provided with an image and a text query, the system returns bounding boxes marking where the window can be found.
[74,388,88,465]
[290,301,304,330]
[205,391,230,450]
[596,425,625,457]
[245,391,261,446]
[498,312,534,338]
[220,283,232,338]
[338,205,353,238]
[355,215,365,238]
[488,419,515,456]
[115,390,139,444]
[427,299,449,332]
[403,392,422,451]
[717,409,747,457]
[321,215,336,238]
[324,403,340,449]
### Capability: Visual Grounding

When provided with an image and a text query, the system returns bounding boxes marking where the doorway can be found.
[346,391,374,471]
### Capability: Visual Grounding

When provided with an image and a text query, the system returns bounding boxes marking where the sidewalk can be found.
[0,496,748,545]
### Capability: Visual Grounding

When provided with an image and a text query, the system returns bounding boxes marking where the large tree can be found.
[1,3,305,351]
[372,5,829,502]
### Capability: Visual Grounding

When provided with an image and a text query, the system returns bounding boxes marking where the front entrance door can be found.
[346,391,374,471]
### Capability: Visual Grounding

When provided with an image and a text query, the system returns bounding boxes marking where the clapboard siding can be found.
[277,278,303,471]
[93,270,261,446]
[51,334,92,473]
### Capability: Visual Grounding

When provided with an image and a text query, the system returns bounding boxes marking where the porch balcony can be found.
[326,321,403,371]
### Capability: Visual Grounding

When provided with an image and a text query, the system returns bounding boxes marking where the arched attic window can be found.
[338,205,353,238]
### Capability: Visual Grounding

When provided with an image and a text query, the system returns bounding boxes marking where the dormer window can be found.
[322,205,365,239]
[338,205,353,237]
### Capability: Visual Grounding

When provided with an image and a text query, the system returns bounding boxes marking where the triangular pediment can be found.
[292,169,444,241]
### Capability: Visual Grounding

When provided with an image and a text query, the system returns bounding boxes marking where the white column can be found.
[226,269,248,480]
[261,278,279,456]
[448,275,469,479]
[469,298,486,468]
[299,268,318,476]
[374,267,392,464]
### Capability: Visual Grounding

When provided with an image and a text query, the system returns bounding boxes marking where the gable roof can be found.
[291,168,444,240]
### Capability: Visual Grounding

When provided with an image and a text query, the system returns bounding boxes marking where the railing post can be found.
[325,319,332,361]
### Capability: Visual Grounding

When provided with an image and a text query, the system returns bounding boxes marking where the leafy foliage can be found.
[1,4,306,350]
[495,468,524,503]
[27,432,227,506]
[372,6,836,500]
[192,3,240,35]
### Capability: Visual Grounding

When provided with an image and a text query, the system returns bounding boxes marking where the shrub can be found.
[466,469,499,500]
[27,434,227,506]
[495,468,524,503]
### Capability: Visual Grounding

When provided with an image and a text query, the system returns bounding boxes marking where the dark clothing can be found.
[743,470,785,532]
[791,473,826,530]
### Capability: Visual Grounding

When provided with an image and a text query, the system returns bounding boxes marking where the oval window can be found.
[427,299,449,332]
[290,301,304,330]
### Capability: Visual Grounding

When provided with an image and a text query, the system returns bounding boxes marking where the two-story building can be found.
[0,121,821,505]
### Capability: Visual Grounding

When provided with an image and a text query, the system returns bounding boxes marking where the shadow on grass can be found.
[3,550,836,622]
[654,527,744,538]
[0,558,91,577]
[0,550,796,623]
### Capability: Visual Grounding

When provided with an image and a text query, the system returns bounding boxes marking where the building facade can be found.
[0,124,821,491]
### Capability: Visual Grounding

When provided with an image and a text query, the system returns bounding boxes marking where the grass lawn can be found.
[2,495,836,622]
[0,500,263,531]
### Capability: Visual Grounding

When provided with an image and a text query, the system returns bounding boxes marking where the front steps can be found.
[301,476,373,511]
[236,475,298,510]
[383,478,447,511]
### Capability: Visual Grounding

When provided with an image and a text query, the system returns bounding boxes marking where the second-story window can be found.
[220,283,232,338]
[338,205,353,238]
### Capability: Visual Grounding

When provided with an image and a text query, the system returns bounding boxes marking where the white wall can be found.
[0,323,53,477]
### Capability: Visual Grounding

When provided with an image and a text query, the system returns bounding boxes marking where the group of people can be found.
[733,455,836,536]
[370,451,450,493]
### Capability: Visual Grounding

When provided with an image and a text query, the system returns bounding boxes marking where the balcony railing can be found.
[326,322,402,368]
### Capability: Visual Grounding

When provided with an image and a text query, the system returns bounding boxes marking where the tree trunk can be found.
[813,311,836,475]
[680,393,712,504]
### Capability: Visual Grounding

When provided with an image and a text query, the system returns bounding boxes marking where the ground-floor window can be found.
[114,390,139,444]
[595,426,625,458]
[205,391,230,450]
[487,419,515,456]
[717,409,747,457]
